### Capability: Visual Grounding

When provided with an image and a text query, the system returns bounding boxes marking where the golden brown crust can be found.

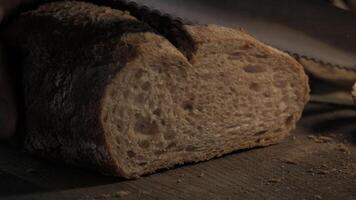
[4,1,154,176]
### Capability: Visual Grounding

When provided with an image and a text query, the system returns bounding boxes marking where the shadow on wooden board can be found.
[0,143,121,197]
[0,103,355,199]
[301,103,356,144]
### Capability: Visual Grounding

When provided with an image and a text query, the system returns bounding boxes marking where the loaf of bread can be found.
[4,1,309,178]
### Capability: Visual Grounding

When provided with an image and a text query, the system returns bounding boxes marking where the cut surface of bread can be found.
[5,1,309,178]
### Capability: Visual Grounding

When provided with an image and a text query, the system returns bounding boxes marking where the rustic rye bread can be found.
[4,1,309,178]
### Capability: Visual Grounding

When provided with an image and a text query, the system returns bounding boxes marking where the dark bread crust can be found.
[81,0,198,60]
[4,1,154,176]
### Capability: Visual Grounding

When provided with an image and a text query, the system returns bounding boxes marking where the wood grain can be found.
[1,103,356,200]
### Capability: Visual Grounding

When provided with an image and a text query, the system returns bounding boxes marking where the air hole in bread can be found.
[261,110,269,116]
[138,162,148,166]
[141,82,151,90]
[153,108,161,116]
[110,90,117,98]
[255,138,263,143]
[134,115,159,136]
[123,89,130,98]
[139,140,150,149]
[263,92,271,98]
[134,93,145,104]
[103,114,109,122]
[154,150,164,156]
[157,141,164,147]
[255,53,268,58]
[186,145,197,151]
[241,43,253,50]
[274,80,287,88]
[230,87,237,94]
[228,52,242,60]
[163,130,176,140]
[116,122,123,132]
[245,113,253,118]
[135,69,145,79]
[265,102,273,107]
[249,82,262,92]
[182,101,194,111]
[285,115,294,126]
[243,64,267,73]
[127,151,136,158]
[254,130,268,136]
[167,142,177,149]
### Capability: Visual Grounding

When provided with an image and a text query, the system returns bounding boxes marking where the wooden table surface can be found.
[0,103,355,200]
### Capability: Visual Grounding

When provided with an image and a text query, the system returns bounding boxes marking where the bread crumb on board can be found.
[114,191,131,197]
[266,178,282,184]
[307,135,333,143]
[176,178,183,183]
[306,163,339,176]
[281,159,298,165]
[94,190,131,199]
[198,172,205,177]
[94,194,111,199]
[335,143,350,153]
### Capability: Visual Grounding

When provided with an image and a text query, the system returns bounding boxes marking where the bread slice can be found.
[4,1,309,178]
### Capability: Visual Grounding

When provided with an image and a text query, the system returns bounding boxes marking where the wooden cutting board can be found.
[0,102,355,200]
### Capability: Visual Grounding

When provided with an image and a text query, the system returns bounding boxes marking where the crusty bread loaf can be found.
[4,1,309,178]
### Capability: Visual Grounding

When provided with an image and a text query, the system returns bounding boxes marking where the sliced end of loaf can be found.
[101,25,309,178]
